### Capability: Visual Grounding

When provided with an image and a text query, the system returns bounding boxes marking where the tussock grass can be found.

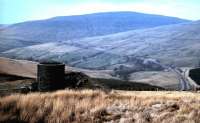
[0,90,200,123]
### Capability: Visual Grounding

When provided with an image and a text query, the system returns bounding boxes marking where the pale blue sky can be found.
[0,0,200,24]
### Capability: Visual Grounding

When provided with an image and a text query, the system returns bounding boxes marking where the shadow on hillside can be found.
[0,72,164,96]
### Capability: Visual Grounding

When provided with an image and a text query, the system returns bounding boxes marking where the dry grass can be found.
[0,90,200,123]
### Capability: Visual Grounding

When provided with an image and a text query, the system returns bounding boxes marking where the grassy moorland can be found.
[0,90,200,123]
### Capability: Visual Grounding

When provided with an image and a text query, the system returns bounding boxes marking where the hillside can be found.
[0,12,189,52]
[0,37,38,52]
[0,13,196,90]
[0,57,113,79]
[0,57,180,90]
[2,21,200,69]
[0,25,4,29]
[1,90,200,123]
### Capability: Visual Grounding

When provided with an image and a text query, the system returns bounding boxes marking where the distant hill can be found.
[0,24,4,27]
[0,24,9,29]
[0,12,190,44]
[2,21,200,70]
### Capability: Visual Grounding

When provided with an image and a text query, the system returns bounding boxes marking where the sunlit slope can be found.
[2,21,200,69]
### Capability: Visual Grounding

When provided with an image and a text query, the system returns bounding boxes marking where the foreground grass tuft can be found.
[0,90,200,123]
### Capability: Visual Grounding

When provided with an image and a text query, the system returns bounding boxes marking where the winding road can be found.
[171,67,200,91]
[170,67,191,91]
[176,69,190,90]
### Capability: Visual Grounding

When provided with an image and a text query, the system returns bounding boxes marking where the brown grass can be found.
[0,90,200,123]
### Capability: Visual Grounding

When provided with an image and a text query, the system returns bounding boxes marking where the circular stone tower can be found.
[37,62,65,91]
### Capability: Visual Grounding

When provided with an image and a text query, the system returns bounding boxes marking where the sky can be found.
[0,0,200,24]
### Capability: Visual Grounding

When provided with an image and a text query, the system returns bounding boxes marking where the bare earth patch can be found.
[0,90,200,123]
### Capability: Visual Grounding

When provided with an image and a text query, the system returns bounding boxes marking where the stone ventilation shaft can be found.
[37,62,65,91]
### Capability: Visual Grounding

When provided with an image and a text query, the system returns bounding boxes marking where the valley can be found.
[0,12,199,91]
[0,57,199,91]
